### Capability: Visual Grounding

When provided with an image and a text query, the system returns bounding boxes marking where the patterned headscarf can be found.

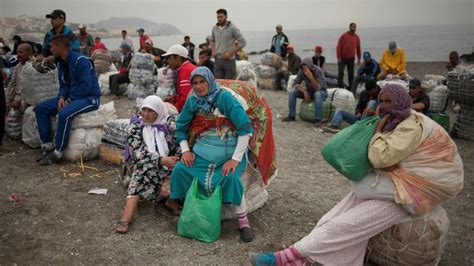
[190,66,221,113]
[378,83,412,133]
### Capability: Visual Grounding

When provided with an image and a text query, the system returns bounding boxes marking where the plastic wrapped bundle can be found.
[128,68,154,85]
[255,64,277,79]
[22,106,57,148]
[21,62,59,106]
[98,71,120,96]
[236,60,257,82]
[110,49,123,67]
[258,78,276,90]
[260,52,282,68]
[5,108,22,139]
[130,52,155,71]
[427,85,448,112]
[127,84,156,100]
[327,88,356,113]
[92,50,113,75]
[368,206,450,266]
[286,74,298,92]
[72,102,117,129]
[157,67,177,88]
[102,119,130,148]
[299,100,335,122]
[64,127,103,161]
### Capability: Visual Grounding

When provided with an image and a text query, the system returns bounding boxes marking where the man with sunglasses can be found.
[37,9,80,62]
[409,78,430,114]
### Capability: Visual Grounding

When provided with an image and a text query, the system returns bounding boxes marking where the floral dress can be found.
[126,116,179,201]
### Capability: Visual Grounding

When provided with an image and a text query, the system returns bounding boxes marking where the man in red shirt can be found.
[163,44,196,112]
[137,28,151,51]
[336,22,361,90]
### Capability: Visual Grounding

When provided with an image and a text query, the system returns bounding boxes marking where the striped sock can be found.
[274,246,305,265]
[236,212,250,229]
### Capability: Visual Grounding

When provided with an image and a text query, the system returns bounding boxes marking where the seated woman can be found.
[170,67,255,242]
[250,83,463,265]
[115,95,180,234]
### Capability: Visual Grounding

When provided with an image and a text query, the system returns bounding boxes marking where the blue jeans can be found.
[34,97,99,151]
[330,100,377,127]
[288,89,328,121]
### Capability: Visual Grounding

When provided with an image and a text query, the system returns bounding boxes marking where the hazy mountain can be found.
[93,17,182,36]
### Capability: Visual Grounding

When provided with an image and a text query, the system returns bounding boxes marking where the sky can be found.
[1,0,473,33]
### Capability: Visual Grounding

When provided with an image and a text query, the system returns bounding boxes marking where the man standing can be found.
[352,51,380,93]
[282,58,327,126]
[377,41,408,80]
[35,35,100,165]
[270,25,289,58]
[6,43,33,110]
[336,22,361,89]
[38,9,80,62]
[275,45,301,90]
[211,8,246,79]
[109,43,134,97]
[120,30,134,52]
[408,78,430,114]
[78,24,94,57]
[137,28,151,51]
[162,44,196,112]
[182,36,196,62]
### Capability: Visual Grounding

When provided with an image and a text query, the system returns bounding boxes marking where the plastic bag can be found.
[177,178,222,243]
[321,116,380,181]
[299,100,335,122]
[5,108,22,139]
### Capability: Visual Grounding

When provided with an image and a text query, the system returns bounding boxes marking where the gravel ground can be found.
[0,62,472,265]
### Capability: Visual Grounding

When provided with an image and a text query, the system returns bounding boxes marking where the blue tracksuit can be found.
[35,50,100,151]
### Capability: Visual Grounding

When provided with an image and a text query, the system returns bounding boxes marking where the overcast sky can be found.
[1,0,473,33]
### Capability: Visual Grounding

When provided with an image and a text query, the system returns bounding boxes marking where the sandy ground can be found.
[0,62,472,265]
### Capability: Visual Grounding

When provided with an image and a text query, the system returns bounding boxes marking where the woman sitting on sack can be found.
[170,67,255,242]
[115,95,181,234]
[250,83,463,265]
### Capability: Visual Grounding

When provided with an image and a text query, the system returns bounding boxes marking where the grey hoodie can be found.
[293,58,326,94]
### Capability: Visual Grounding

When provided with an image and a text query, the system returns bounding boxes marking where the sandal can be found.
[115,221,132,234]
[164,199,182,216]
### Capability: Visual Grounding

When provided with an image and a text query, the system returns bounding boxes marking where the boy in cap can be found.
[378,41,409,80]
[352,51,380,93]
[137,28,150,51]
[275,44,301,90]
[38,9,80,62]
[312,45,339,87]
[409,78,430,114]
[162,44,196,112]
[109,43,134,97]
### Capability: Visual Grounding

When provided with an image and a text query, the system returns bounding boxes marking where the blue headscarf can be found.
[190,66,221,113]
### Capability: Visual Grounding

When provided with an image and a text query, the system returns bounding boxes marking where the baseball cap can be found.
[162,44,189,58]
[315,45,322,53]
[78,24,86,29]
[45,9,66,19]
[137,28,145,33]
[363,51,371,60]
[389,41,397,52]
[287,44,294,50]
[409,78,421,88]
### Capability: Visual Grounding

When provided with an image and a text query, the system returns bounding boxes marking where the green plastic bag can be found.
[431,112,450,132]
[321,116,380,181]
[177,178,222,243]
[299,100,335,122]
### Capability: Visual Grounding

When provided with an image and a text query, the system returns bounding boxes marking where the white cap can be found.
[0,43,4,48]
[78,24,86,29]
[162,44,189,58]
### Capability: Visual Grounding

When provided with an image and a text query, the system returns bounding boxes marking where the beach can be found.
[0,62,472,265]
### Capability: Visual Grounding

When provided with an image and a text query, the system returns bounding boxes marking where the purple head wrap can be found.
[378,83,412,133]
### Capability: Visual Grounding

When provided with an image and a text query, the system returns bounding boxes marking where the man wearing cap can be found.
[121,30,134,52]
[163,44,196,112]
[137,28,151,51]
[211,8,246,79]
[336,22,361,89]
[109,43,134,97]
[78,24,94,57]
[182,36,196,62]
[378,41,408,80]
[270,25,289,58]
[38,9,80,62]
[352,51,380,93]
[35,35,100,165]
[143,39,166,68]
[275,44,300,90]
[409,78,430,114]
[312,45,339,87]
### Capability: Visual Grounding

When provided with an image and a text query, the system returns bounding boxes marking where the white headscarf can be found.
[140,95,170,157]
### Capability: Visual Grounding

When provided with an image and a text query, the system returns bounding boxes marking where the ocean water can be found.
[102,24,474,64]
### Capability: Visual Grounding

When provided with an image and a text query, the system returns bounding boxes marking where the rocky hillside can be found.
[93,17,181,36]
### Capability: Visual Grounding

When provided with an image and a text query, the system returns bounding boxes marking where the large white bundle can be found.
[128,68,154,85]
[22,106,57,148]
[255,64,277,79]
[130,52,155,71]
[286,74,298,92]
[21,62,59,106]
[157,67,177,88]
[260,52,282,68]
[377,79,409,90]
[64,127,103,161]
[92,50,113,75]
[98,71,119,96]
[327,88,356,113]
[368,206,450,266]
[72,102,117,129]
[236,60,257,81]
[427,85,449,112]
[102,118,130,148]
[127,84,155,100]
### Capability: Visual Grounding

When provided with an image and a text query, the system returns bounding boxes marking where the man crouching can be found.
[35,35,100,165]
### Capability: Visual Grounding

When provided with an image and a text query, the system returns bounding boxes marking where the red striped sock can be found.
[236,212,250,229]
[274,246,306,265]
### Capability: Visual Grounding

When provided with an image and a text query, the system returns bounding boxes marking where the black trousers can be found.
[109,73,130,96]
[0,73,5,145]
[338,58,355,89]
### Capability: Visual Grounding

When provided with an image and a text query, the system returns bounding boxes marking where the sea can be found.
[102,24,474,64]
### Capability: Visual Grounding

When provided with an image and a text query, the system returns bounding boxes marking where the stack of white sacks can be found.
[155,67,177,100]
[128,52,156,100]
[255,52,282,90]
[235,60,257,88]
[97,64,119,96]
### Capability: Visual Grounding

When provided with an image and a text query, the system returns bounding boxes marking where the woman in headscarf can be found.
[170,67,255,242]
[115,95,180,234]
[250,84,463,265]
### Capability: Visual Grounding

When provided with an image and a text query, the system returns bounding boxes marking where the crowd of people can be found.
[0,7,466,265]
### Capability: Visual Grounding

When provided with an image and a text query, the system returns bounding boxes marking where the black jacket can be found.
[270,33,289,58]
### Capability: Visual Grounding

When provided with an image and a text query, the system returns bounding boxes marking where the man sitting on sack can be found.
[35,35,100,165]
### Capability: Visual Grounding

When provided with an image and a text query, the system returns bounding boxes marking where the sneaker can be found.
[239,227,254,242]
[36,147,54,162]
[323,125,341,133]
[38,151,62,166]
[249,252,276,266]
[281,116,295,122]
[314,120,322,127]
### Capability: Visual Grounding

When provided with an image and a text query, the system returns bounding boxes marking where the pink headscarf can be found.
[378,83,412,133]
